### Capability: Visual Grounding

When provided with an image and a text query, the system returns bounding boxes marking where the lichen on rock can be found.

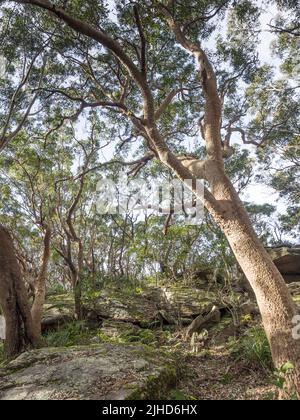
[0,344,180,400]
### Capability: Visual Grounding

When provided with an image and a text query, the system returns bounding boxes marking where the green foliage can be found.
[271,362,298,400]
[169,389,196,400]
[98,327,159,346]
[245,203,278,244]
[43,322,94,348]
[229,326,273,371]
[219,372,234,385]
[0,4,298,397]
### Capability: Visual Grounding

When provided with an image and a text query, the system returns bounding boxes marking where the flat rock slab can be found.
[0,344,178,400]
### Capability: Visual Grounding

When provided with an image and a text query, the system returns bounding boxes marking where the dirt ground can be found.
[174,347,276,400]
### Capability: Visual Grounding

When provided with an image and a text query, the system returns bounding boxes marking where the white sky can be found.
[104,2,286,207]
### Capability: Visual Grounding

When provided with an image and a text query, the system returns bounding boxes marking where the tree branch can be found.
[0,51,46,152]
[155,88,181,120]
[160,4,223,162]
[13,0,149,96]
[268,24,300,37]
[182,1,229,34]
[133,5,147,75]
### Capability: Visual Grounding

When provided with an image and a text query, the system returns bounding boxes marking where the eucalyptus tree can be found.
[0,0,299,394]
[267,3,299,238]
[243,0,300,239]
[53,132,103,319]
[0,4,50,353]
[0,131,73,339]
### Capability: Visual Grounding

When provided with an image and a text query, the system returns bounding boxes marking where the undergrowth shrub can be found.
[43,322,94,347]
[229,326,273,371]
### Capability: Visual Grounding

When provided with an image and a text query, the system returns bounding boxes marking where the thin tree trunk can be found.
[0,225,37,358]
[31,226,52,341]
[74,276,83,320]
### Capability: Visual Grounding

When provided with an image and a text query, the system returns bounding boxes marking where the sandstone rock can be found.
[162,286,220,319]
[0,344,179,400]
[42,294,74,332]
[42,286,226,330]
[91,290,160,327]
[100,320,140,340]
[288,282,300,308]
[210,318,238,346]
[268,246,300,283]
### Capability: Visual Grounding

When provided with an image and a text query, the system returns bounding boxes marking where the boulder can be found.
[0,344,179,400]
[288,282,300,308]
[90,290,160,327]
[209,316,239,346]
[100,320,141,341]
[98,320,163,346]
[162,286,220,319]
[239,301,260,317]
[42,294,75,332]
[42,286,226,329]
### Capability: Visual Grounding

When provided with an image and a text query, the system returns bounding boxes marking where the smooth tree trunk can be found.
[58,239,84,321]
[0,225,37,358]
[31,226,52,341]
[70,266,83,321]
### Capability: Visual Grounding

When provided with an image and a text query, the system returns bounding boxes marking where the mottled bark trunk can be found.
[0,225,37,358]
[225,220,300,398]
[31,226,51,341]
[209,171,300,398]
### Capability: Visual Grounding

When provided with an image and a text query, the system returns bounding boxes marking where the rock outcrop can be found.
[84,286,223,327]
[0,344,179,400]
[268,246,300,283]
[161,286,221,321]
[42,294,74,332]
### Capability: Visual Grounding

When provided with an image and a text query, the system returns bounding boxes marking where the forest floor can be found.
[0,285,285,400]
[0,332,276,400]
[171,346,275,400]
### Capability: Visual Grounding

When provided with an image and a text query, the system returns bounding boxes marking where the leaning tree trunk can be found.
[0,225,37,358]
[226,220,300,398]
[31,226,52,341]
[209,171,300,398]
[146,129,300,397]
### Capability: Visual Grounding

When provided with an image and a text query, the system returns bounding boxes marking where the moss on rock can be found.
[0,344,181,400]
